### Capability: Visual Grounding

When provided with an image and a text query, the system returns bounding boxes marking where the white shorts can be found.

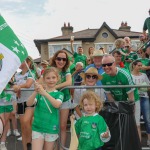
[134,100,141,126]
[60,99,74,109]
[32,131,58,142]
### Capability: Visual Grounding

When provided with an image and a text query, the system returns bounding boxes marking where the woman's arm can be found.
[13,78,34,92]
[56,74,72,89]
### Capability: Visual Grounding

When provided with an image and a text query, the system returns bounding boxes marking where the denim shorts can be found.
[60,99,73,109]
[32,131,58,142]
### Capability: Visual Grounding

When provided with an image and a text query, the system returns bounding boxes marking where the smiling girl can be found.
[27,67,64,150]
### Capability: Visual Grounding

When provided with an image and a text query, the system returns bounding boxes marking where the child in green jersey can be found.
[70,91,110,150]
[27,67,64,150]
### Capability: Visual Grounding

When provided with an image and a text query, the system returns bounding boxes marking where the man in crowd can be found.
[112,51,125,68]
[70,39,87,68]
[143,9,150,39]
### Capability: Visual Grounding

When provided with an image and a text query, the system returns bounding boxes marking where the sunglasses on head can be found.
[56,57,67,62]
[86,75,98,79]
[102,62,114,67]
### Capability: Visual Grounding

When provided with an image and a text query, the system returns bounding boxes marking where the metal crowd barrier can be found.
[4,85,150,150]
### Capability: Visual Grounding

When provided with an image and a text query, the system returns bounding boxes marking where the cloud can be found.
[1,0,24,2]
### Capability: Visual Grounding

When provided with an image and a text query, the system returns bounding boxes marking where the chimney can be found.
[119,21,131,31]
[61,22,73,36]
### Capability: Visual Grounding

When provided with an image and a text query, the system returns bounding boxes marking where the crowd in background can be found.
[0,9,150,150]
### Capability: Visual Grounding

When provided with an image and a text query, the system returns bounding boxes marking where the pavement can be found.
[4,119,150,150]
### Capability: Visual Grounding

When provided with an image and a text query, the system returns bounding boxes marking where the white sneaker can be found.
[13,130,20,136]
[6,130,11,137]
[17,136,22,141]
[0,144,7,150]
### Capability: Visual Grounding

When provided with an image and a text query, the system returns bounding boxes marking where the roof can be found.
[34,22,142,53]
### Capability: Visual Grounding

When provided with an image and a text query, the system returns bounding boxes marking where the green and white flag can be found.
[0,15,28,94]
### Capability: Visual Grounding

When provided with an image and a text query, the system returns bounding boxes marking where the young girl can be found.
[114,38,128,63]
[131,60,150,145]
[70,91,110,150]
[27,67,64,150]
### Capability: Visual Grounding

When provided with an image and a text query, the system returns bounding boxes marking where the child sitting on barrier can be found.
[70,91,111,150]
[27,67,64,150]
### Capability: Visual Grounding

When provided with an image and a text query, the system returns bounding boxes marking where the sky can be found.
[0,0,149,59]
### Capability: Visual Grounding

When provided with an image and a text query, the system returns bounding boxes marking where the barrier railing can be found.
[4,85,150,150]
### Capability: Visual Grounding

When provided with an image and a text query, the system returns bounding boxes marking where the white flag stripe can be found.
[0,43,21,93]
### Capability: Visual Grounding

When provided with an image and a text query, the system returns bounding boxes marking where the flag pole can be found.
[25,61,52,113]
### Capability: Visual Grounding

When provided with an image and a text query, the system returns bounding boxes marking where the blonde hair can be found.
[79,91,103,112]
[43,67,60,82]
[114,38,125,49]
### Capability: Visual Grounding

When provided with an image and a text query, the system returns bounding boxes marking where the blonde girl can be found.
[27,67,64,150]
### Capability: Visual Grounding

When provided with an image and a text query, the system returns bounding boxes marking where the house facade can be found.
[34,22,142,61]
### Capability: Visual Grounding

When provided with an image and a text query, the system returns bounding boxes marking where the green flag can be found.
[0,15,28,94]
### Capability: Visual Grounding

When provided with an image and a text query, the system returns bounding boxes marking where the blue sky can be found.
[0,0,149,59]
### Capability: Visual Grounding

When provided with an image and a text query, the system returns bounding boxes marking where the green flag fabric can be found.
[0,15,28,94]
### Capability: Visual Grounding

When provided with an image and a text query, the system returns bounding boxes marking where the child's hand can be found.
[101,131,109,138]
[35,83,46,96]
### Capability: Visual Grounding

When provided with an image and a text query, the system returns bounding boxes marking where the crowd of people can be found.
[0,9,150,150]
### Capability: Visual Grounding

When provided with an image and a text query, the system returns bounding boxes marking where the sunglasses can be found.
[56,57,67,62]
[125,46,130,48]
[102,62,114,67]
[86,75,98,79]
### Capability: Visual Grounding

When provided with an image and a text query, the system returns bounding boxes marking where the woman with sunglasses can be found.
[131,60,150,145]
[50,50,72,150]
[72,67,105,119]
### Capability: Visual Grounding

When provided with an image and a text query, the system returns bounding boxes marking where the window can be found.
[102,32,108,38]
[48,42,81,58]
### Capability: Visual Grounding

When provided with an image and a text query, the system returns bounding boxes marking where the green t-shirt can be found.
[32,90,64,134]
[118,48,127,62]
[101,67,139,101]
[69,63,76,74]
[125,52,138,70]
[75,114,108,150]
[58,69,71,102]
[143,17,150,36]
[73,52,87,68]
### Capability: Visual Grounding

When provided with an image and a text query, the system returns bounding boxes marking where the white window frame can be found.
[48,41,82,58]
[94,42,114,53]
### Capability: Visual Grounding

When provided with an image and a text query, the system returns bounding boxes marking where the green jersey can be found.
[73,52,87,68]
[101,67,139,101]
[58,69,71,102]
[125,52,138,70]
[143,17,150,36]
[75,114,108,150]
[118,48,127,62]
[32,90,64,134]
